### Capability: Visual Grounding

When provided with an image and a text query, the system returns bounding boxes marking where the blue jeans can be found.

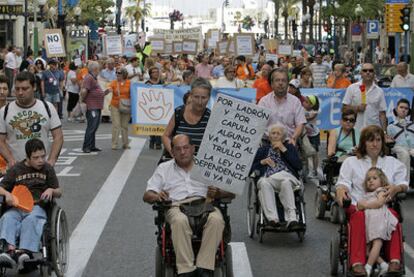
[0,205,47,252]
[83,109,101,151]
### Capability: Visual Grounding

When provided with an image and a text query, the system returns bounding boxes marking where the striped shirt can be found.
[174,105,211,154]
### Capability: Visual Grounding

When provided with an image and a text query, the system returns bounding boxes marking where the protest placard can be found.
[227,39,235,54]
[207,29,220,48]
[191,94,271,195]
[124,34,137,57]
[132,85,174,136]
[106,35,123,56]
[43,29,66,57]
[149,38,165,53]
[164,43,173,54]
[265,53,278,63]
[173,41,183,54]
[217,40,228,56]
[182,39,198,55]
[278,44,292,55]
[153,27,203,51]
[235,33,255,56]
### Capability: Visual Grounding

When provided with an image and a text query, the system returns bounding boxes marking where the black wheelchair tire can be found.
[314,188,326,219]
[39,264,49,277]
[50,207,69,277]
[330,235,340,276]
[155,246,163,277]
[330,203,339,224]
[246,178,256,239]
[225,245,233,277]
[297,231,305,242]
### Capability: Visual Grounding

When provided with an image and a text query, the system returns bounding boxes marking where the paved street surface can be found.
[6,121,414,277]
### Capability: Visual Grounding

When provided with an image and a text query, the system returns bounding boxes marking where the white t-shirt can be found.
[214,77,244,88]
[0,100,62,162]
[390,73,414,88]
[5,52,17,70]
[125,64,142,83]
[342,82,387,130]
[65,70,80,93]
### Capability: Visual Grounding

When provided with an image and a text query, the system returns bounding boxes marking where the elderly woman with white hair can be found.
[252,123,303,230]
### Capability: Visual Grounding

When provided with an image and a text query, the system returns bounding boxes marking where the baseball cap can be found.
[289,79,301,89]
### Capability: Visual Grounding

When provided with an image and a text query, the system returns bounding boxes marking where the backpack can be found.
[3,99,51,120]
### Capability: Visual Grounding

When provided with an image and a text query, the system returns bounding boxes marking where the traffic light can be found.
[400,7,410,31]
[224,0,229,7]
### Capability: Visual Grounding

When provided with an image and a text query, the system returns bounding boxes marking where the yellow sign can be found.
[385,3,408,32]
[133,124,166,136]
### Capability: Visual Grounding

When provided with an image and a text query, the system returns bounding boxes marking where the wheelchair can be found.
[314,156,342,223]
[153,199,233,277]
[330,196,406,277]
[246,170,306,243]
[0,197,69,277]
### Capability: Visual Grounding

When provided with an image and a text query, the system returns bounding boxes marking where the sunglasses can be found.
[342,117,356,123]
[362,69,374,73]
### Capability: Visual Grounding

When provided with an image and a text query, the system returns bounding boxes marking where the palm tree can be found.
[280,0,301,40]
[125,0,152,32]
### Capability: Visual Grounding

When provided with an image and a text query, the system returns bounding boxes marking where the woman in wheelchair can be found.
[0,139,61,272]
[387,98,414,181]
[252,123,303,230]
[327,108,360,162]
[358,167,399,276]
[336,125,408,276]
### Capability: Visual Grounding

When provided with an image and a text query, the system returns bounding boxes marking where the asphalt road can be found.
[4,121,414,277]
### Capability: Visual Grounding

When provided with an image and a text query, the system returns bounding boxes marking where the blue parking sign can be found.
[367,20,379,39]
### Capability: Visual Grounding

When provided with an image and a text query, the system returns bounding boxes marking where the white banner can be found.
[124,34,137,57]
[191,94,271,195]
[136,87,174,125]
[153,27,203,51]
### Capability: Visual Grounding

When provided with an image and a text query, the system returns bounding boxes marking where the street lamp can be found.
[33,0,47,57]
[74,6,81,27]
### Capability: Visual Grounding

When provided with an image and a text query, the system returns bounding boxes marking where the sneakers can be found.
[0,252,16,269]
[378,262,388,276]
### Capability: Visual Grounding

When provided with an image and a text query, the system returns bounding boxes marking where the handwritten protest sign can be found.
[235,33,255,56]
[153,27,203,51]
[191,94,271,195]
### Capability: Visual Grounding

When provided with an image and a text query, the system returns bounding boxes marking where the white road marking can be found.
[66,137,146,277]
[56,166,81,177]
[404,243,414,276]
[229,242,253,277]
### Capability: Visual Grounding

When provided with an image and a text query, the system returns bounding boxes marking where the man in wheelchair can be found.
[252,123,304,230]
[0,138,62,272]
[143,134,234,277]
[335,125,407,276]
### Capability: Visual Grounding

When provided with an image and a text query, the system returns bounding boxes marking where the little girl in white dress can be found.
[357,167,399,276]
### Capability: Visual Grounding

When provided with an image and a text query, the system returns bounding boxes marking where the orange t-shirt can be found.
[78,67,89,81]
[236,64,255,80]
[109,79,131,108]
[253,77,272,103]
[327,75,352,89]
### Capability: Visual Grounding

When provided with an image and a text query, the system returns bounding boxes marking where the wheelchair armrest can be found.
[217,197,232,204]
[152,200,172,211]
[396,192,406,201]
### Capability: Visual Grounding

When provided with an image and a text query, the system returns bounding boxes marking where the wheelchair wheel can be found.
[330,203,339,224]
[330,235,340,276]
[297,231,305,242]
[314,188,326,219]
[259,228,264,243]
[246,178,256,238]
[155,246,163,277]
[50,206,69,277]
[40,264,50,277]
[225,245,233,277]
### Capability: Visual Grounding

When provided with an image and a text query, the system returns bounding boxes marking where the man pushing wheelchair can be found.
[143,134,234,277]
